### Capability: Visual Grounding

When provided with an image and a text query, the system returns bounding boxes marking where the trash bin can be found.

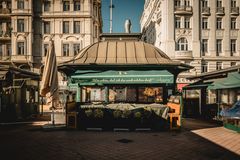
[66,112,77,129]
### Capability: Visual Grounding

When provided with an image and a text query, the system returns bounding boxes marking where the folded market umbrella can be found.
[40,40,59,109]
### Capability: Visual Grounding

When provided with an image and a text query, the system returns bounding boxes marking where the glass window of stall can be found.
[138,87,163,103]
[81,87,105,103]
[109,86,137,103]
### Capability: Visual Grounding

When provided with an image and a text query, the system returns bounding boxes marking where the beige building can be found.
[0,0,102,86]
[140,0,240,86]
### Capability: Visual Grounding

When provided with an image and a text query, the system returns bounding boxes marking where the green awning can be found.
[183,81,212,90]
[208,72,240,90]
[79,82,98,86]
[71,70,174,84]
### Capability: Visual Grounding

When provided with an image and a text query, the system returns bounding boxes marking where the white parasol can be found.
[40,40,59,110]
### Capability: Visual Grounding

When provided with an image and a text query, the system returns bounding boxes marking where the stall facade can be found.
[0,65,40,122]
[59,34,191,105]
[184,65,240,119]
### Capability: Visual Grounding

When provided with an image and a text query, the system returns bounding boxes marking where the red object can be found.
[177,83,188,92]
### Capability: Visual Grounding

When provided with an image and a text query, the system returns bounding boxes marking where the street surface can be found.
[0,119,239,160]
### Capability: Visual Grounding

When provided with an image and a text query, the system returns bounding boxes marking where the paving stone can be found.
[0,119,239,160]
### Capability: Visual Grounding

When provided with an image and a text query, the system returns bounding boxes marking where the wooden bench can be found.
[167,97,182,130]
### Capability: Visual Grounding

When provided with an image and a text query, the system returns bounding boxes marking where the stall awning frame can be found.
[208,72,240,90]
[71,70,174,85]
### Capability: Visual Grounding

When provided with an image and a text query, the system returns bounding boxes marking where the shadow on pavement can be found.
[0,119,239,160]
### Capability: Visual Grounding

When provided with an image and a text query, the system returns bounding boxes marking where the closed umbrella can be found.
[40,40,59,112]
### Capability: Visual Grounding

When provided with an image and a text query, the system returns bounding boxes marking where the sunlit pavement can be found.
[0,119,239,160]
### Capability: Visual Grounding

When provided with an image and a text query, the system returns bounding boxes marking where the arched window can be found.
[177,38,188,51]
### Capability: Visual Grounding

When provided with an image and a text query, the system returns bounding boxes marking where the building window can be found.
[217,0,222,8]
[63,1,70,11]
[17,0,24,9]
[74,21,80,33]
[231,39,237,55]
[231,18,236,29]
[73,44,80,55]
[201,39,208,56]
[0,24,2,36]
[7,43,11,56]
[202,0,208,7]
[216,18,222,29]
[63,21,69,33]
[184,0,190,6]
[62,44,69,56]
[0,44,2,56]
[216,62,222,70]
[202,18,208,29]
[177,38,188,51]
[231,62,236,66]
[184,17,190,28]
[231,0,236,7]
[43,21,50,34]
[201,61,208,73]
[175,0,181,7]
[216,39,222,55]
[43,44,49,56]
[94,5,98,17]
[74,1,81,11]
[17,19,24,32]
[175,17,181,28]
[6,22,11,35]
[94,25,98,38]
[17,42,24,55]
[44,1,51,12]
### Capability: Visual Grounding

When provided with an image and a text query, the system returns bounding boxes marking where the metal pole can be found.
[110,0,113,33]
[52,102,55,125]
[217,90,220,120]
[41,96,43,115]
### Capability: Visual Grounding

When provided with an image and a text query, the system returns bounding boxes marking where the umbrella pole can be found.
[52,103,55,125]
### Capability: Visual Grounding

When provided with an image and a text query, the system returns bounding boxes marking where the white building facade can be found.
[140,0,240,86]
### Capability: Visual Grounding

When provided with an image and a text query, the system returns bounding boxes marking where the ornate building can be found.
[0,0,102,87]
[140,0,240,86]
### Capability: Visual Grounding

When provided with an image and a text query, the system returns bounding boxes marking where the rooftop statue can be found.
[125,19,132,33]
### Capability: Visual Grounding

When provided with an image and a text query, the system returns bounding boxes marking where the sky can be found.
[101,0,145,33]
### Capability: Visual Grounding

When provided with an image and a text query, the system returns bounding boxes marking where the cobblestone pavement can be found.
[0,119,239,160]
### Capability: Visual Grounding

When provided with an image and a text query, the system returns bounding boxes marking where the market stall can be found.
[0,65,40,122]
[59,33,191,129]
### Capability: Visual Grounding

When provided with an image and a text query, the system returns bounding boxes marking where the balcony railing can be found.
[216,7,225,15]
[174,5,193,15]
[231,7,239,15]
[0,30,12,40]
[0,55,11,61]
[201,7,210,16]
[0,8,11,14]
[11,55,33,62]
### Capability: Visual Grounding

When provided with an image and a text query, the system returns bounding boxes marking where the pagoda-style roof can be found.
[65,41,174,65]
[58,37,192,75]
